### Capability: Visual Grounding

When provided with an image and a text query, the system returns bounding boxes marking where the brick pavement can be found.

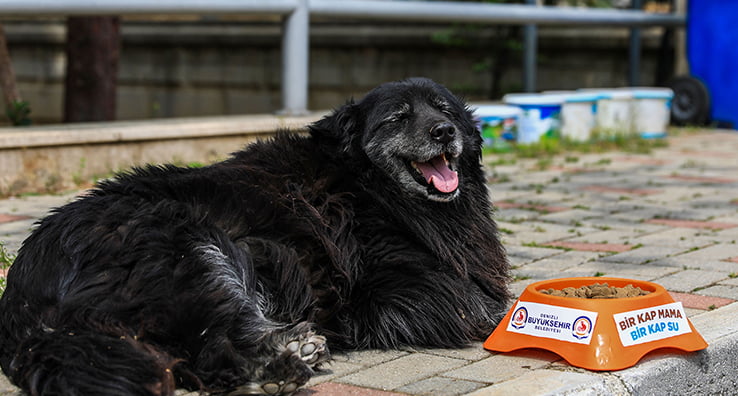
[1,130,738,395]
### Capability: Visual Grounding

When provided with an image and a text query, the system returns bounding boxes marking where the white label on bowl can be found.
[506,301,598,345]
[612,302,691,347]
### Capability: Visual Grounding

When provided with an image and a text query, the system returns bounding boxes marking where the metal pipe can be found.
[629,0,644,86]
[281,0,310,115]
[0,0,685,26]
[310,0,685,27]
[0,0,299,15]
[523,0,537,93]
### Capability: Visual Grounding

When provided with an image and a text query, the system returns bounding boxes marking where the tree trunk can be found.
[0,24,21,106]
[64,16,120,123]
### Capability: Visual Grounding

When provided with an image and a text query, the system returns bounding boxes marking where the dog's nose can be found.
[430,122,456,144]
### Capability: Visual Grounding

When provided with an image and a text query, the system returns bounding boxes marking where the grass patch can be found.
[0,242,15,298]
[483,133,668,160]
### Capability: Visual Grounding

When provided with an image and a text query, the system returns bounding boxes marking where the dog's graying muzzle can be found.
[430,122,457,144]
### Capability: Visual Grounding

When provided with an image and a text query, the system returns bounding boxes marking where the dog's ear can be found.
[309,100,361,154]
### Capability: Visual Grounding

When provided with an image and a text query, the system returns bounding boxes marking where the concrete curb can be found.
[616,302,738,395]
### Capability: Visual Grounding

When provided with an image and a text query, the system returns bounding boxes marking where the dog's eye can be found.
[384,103,411,123]
[432,97,453,117]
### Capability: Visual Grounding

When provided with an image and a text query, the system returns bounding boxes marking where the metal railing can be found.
[0,0,685,115]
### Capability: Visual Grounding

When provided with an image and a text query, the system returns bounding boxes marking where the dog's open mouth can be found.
[410,154,459,194]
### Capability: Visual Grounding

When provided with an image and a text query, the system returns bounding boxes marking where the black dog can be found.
[0,78,509,395]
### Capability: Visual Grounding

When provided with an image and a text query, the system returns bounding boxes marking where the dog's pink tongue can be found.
[416,156,459,193]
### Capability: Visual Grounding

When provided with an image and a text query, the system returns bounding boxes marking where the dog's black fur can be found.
[0,78,509,395]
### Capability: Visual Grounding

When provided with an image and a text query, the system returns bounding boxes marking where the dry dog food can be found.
[539,283,650,299]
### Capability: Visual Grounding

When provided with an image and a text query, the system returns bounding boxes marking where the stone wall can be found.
[0,113,320,196]
[2,19,675,124]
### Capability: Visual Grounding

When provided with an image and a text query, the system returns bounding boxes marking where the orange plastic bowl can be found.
[484,277,707,371]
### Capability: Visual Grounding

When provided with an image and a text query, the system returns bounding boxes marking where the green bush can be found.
[0,242,15,298]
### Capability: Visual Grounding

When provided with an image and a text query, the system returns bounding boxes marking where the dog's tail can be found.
[4,329,180,396]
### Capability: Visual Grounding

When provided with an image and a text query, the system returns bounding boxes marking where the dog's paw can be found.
[284,331,329,366]
[226,380,300,395]
[227,323,330,395]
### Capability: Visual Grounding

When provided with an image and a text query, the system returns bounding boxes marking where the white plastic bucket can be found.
[474,104,522,150]
[580,88,634,137]
[559,92,600,142]
[631,88,673,138]
[503,93,563,144]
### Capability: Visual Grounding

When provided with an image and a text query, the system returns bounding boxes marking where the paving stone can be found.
[694,285,738,301]
[0,194,77,218]
[714,228,738,242]
[683,260,738,273]
[494,201,568,213]
[634,227,720,249]
[512,266,570,281]
[299,382,405,396]
[645,186,719,203]
[613,155,671,166]
[418,342,492,362]
[600,245,692,264]
[508,278,537,298]
[495,208,541,222]
[513,252,604,280]
[653,270,729,293]
[465,369,616,395]
[0,373,19,395]
[610,207,677,222]
[581,185,662,196]
[651,244,738,271]
[332,349,409,366]
[486,187,530,202]
[534,209,605,225]
[718,276,738,286]
[0,219,37,254]
[543,241,633,253]
[443,349,560,384]
[576,217,668,234]
[680,244,738,261]
[646,207,738,221]
[664,174,738,184]
[306,360,364,387]
[0,219,37,236]
[563,229,639,245]
[645,219,738,230]
[519,250,602,268]
[336,353,467,391]
[504,245,563,263]
[563,261,678,281]
[0,214,32,224]
[507,255,533,268]
[395,376,485,396]
[668,291,735,310]
[501,221,596,245]
[511,190,582,205]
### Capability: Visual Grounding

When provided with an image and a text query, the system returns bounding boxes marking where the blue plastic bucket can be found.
[474,104,522,150]
[503,94,563,144]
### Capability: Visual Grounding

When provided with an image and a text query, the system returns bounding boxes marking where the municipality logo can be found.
[511,307,528,329]
[572,316,593,340]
